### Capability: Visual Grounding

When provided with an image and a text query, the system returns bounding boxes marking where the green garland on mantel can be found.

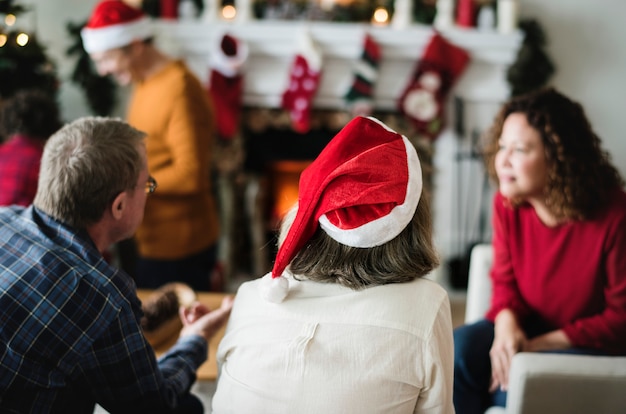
[507,19,556,97]
[66,20,117,116]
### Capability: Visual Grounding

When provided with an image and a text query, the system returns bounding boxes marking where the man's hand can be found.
[179,296,234,342]
[489,309,526,392]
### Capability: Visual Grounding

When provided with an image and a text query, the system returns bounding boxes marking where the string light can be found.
[16,33,29,46]
[371,7,389,26]
[5,14,17,26]
[222,5,236,20]
[0,34,7,47]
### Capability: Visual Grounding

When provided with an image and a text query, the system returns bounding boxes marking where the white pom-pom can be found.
[259,274,289,303]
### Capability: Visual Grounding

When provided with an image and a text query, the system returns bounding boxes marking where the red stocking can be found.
[209,33,248,140]
[281,31,322,134]
[398,32,470,140]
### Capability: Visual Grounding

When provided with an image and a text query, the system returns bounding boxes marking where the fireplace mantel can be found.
[153,20,523,110]
[150,20,523,282]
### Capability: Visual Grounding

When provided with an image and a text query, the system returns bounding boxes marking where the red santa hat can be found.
[210,33,249,78]
[261,116,423,302]
[81,0,152,54]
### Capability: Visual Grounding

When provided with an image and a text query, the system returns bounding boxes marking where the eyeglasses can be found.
[145,176,158,194]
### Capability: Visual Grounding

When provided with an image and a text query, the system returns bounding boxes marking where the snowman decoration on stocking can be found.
[399,32,470,140]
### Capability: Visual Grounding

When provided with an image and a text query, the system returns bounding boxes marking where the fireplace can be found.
[152,20,522,284]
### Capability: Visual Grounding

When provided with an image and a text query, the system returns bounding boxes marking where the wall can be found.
[520,0,626,178]
[20,0,128,118]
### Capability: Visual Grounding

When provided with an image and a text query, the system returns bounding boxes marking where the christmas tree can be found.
[0,0,58,99]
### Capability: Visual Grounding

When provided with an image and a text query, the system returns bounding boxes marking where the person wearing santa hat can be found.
[212,116,455,413]
[81,0,220,292]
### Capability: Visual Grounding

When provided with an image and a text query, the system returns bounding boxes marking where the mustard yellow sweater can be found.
[128,60,219,260]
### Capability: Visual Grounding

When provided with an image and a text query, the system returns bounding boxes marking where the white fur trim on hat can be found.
[209,33,249,78]
[81,16,152,54]
[296,29,322,72]
[319,134,422,247]
[259,273,290,303]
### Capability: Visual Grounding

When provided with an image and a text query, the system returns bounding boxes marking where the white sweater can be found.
[212,274,455,414]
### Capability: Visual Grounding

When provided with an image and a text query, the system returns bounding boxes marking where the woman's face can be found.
[495,112,549,202]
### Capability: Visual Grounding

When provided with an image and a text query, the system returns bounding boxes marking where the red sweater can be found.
[0,135,44,207]
[486,190,626,355]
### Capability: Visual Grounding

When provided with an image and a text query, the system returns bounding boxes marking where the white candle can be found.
[497,0,519,34]
[434,0,454,30]
[178,0,198,20]
[202,0,219,22]
[391,0,412,29]
[235,0,255,23]
[477,6,496,31]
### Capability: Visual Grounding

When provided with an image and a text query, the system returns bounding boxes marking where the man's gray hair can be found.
[34,116,146,229]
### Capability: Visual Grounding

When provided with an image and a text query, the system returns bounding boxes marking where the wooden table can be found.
[137,289,231,381]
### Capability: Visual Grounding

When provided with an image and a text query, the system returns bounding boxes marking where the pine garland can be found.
[507,19,556,96]
[65,20,117,116]
[0,0,26,15]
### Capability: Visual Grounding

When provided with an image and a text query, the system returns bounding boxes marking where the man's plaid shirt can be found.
[0,206,207,413]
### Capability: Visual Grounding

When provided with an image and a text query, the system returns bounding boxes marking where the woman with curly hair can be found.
[0,89,62,206]
[453,87,626,413]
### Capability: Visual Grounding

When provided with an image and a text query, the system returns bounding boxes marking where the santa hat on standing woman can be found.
[261,116,423,303]
[81,0,152,54]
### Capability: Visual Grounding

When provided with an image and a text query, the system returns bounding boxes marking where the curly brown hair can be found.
[483,87,624,220]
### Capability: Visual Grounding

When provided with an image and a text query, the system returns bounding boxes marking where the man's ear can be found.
[110,191,127,221]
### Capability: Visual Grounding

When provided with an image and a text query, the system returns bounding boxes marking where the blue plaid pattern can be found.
[0,206,208,413]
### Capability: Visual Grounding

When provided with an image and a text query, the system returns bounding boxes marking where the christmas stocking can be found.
[281,31,322,134]
[344,33,381,117]
[209,33,248,140]
[398,32,470,139]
